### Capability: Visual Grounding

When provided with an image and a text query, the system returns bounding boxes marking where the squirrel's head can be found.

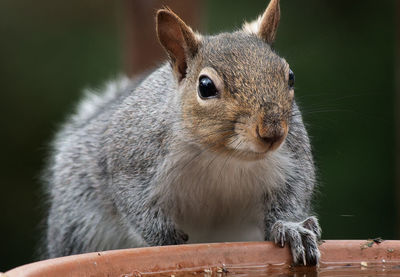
[157,0,294,161]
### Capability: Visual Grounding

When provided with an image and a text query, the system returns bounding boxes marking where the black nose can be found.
[259,134,281,144]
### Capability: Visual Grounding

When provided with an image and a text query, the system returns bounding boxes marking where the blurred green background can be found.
[0,0,397,272]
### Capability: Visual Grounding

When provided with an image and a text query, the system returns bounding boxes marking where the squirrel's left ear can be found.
[242,0,280,45]
[156,9,200,81]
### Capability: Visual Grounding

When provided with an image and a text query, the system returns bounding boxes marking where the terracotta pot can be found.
[4,240,400,276]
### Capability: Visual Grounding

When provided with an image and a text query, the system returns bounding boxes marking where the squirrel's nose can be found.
[256,125,285,144]
[255,120,287,150]
[257,127,283,145]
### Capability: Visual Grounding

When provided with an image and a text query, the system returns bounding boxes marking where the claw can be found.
[270,217,321,266]
[302,216,321,239]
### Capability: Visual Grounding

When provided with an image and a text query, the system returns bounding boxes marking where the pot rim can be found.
[5,240,400,277]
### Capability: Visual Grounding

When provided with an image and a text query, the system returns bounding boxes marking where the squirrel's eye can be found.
[198,75,218,99]
[288,69,295,89]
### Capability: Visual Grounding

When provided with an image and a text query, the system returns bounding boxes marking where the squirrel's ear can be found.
[242,0,280,45]
[156,9,199,81]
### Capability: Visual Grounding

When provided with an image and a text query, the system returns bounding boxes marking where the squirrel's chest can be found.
[157,149,289,243]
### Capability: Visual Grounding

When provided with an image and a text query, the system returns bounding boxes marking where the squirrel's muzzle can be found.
[254,119,288,152]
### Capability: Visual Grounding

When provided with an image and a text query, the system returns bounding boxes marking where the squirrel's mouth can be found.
[224,123,288,161]
[224,135,286,161]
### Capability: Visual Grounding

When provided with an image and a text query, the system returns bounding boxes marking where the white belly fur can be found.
[156,143,294,244]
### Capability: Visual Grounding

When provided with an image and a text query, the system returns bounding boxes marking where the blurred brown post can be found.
[122,0,205,77]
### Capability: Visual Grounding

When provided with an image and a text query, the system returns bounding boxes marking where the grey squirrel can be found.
[44,0,321,266]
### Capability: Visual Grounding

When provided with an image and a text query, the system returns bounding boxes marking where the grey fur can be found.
[43,11,321,266]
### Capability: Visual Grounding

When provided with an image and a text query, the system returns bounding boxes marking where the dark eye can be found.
[288,69,295,89]
[198,75,218,99]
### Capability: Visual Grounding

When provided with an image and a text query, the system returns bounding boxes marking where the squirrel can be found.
[43,0,321,266]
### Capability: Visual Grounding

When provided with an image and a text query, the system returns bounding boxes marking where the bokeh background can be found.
[0,0,397,271]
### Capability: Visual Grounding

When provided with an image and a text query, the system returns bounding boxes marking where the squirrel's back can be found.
[44,64,176,257]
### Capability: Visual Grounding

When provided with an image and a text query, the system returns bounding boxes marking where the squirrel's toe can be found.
[270,219,321,266]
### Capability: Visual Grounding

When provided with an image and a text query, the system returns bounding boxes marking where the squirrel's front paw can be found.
[170,228,189,245]
[271,216,321,266]
[156,227,189,246]
[143,226,188,246]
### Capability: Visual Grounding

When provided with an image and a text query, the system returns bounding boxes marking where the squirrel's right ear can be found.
[156,9,200,81]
